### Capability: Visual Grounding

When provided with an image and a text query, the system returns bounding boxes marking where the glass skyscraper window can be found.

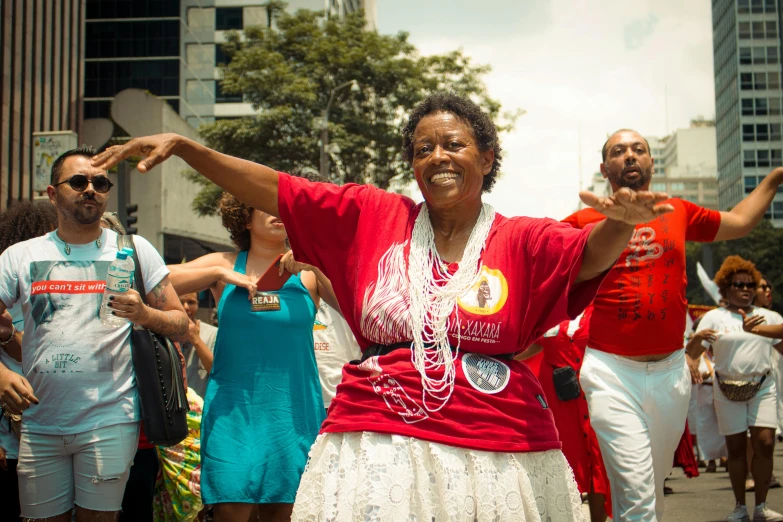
[85,60,180,98]
[86,0,180,19]
[216,8,243,30]
[86,21,180,58]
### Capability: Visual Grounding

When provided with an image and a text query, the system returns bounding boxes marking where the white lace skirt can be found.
[291,431,586,522]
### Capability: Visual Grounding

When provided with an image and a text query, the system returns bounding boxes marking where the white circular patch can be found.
[461,353,511,394]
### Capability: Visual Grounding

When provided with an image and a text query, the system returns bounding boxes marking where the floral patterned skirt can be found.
[291,431,585,522]
[153,388,204,522]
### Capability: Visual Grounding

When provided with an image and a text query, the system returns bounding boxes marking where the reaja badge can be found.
[251,292,281,312]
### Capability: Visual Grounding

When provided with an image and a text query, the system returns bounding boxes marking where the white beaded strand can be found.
[407,202,495,412]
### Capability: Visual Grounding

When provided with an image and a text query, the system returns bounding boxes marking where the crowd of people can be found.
[0,92,782,522]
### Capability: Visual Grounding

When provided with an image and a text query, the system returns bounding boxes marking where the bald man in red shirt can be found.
[564,129,783,521]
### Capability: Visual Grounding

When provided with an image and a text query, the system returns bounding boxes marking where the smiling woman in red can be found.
[93,93,673,521]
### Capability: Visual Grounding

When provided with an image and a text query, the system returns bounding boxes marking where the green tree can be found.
[188,4,518,216]
[685,219,783,313]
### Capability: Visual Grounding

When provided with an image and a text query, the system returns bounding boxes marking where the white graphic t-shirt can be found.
[0,229,169,435]
[313,302,361,408]
[698,306,783,379]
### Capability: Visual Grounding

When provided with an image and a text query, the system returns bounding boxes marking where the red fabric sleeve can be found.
[561,211,582,229]
[681,199,722,242]
[561,208,604,229]
[521,219,605,344]
[277,173,373,270]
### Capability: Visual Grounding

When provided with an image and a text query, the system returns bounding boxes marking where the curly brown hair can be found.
[0,201,58,254]
[714,255,762,298]
[402,93,502,193]
[217,169,324,252]
[218,192,252,251]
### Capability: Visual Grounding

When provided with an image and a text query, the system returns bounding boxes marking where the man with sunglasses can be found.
[562,129,783,522]
[0,147,189,522]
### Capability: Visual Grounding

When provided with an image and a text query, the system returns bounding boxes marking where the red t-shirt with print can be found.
[278,174,606,452]
[562,199,721,356]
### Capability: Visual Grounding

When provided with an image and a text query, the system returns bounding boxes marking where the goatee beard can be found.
[615,168,652,191]
[617,178,647,191]
[71,202,102,225]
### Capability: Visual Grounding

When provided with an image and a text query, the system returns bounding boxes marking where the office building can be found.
[181,0,376,127]
[647,122,720,210]
[84,0,183,120]
[1,0,86,210]
[84,0,377,129]
[712,0,783,225]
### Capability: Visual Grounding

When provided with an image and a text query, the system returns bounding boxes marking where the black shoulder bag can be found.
[119,235,189,447]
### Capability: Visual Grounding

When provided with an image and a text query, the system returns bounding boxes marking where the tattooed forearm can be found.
[142,276,188,342]
[148,279,169,307]
[140,309,189,342]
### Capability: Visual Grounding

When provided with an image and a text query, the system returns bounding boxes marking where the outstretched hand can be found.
[92,133,183,173]
[739,309,766,333]
[580,188,674,225]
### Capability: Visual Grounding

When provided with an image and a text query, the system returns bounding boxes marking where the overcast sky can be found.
[376,0,715,219]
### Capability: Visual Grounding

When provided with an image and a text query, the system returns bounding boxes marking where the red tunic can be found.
[278,174,606,453]
[536,307,612,515]
[562,200,721,356]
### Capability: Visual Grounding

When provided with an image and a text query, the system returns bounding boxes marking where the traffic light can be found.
[125,204,138,235]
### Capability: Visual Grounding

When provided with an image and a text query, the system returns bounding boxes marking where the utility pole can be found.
[117,161,130,227]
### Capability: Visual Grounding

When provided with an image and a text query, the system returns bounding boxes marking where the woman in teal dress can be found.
[167,189,337,522]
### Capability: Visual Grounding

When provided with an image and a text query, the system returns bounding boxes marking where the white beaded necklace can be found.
[407,202,495,412]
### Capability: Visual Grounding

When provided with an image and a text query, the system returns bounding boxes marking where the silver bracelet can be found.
[0,324,16,346]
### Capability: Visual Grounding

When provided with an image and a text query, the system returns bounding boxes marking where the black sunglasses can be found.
[54,174,113,194]
[730,282,757,290]
[759,284,772,291]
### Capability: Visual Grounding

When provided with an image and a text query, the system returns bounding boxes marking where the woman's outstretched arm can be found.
[92,134,281,216]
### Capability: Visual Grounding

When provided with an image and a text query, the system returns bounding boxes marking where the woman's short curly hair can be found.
[714,255,762,298]
[0,201,58,254]
[218,193,253,252]
[401,93,502,193]
[217,168,325,251]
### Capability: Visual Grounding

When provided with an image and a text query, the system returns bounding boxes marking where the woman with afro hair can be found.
[688,255,783,522]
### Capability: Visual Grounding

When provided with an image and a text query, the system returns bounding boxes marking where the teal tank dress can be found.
[201,251,325,504]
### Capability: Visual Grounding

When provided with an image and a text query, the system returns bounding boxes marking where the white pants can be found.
[580,348,690,522]
[687,384,699,434]
[17,422,139,519]
[695,384,727,460]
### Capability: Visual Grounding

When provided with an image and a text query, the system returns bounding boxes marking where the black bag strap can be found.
[119,235,147,303]
[120,235,189,411]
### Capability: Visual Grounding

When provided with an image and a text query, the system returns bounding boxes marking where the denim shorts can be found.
[17,422,139,519]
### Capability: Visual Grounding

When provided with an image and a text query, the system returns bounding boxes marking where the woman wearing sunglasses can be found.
[755,276,774,309]
[688,256,783,522]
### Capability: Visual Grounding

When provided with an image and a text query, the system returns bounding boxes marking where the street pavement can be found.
[582,445,783,521]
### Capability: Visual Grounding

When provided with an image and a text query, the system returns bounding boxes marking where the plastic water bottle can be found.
[122,247,137,298]
[122,247,135,277]
[100,251,135,327]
